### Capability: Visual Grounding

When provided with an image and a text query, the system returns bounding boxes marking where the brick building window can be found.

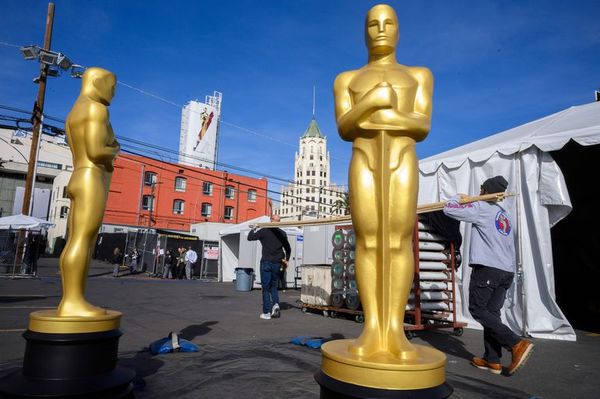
[144,171,157,186]
[224,206,234,220]
[142,195,154,211]
[175,176,187,192]
[201,203,212,217]
[225,185,235,199]
[247,189,257,202]
[173,199,185,215]
[203,182,213,195]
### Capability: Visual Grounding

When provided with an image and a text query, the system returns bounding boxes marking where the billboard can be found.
[179,92,222,169]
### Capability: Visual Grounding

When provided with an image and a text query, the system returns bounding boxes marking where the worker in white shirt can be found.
[184,246,198,280]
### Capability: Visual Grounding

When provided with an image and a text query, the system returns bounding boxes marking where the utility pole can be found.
[22,2,55,216]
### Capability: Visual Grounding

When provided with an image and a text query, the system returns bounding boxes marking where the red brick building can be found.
[103,153,271,232]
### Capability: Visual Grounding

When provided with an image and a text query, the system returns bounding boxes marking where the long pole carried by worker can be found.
[255,192,516,228]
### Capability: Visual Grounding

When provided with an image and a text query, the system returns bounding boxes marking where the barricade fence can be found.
[98,230,218,281]
[0,229,46,278]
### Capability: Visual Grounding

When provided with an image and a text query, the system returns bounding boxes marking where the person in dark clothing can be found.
[170,249,179,279]
[112,247,123,277]
[247,215,291,320]
[24,235,42,275]
[163,250,173,279]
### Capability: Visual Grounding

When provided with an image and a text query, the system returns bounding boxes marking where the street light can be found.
[19,45,40,60]
[70,64,85,79]
[37,49,59,65]
[56,53,72,70]
[21,47,79,77]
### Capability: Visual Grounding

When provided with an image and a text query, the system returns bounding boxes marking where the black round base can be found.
[0,329,135,399]
[315,371,453,399]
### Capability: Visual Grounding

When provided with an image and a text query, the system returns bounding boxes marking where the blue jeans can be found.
[260,261,280,314]
[469,265,521,363]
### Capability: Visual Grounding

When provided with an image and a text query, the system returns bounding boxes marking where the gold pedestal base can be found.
[320,339,447,390]
[29,309,122,334]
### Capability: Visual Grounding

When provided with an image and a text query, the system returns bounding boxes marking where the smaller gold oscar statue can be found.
[316,5,451,398]
[29,67,122,333]
[0,68,134,399]
[57,66,119,318]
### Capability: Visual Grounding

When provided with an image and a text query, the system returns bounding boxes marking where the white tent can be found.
[218,216,304,283]
[419,101,600,341]
[218,216,271,282]
[0,214,55,230]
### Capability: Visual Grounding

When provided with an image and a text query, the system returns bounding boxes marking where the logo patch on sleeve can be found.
[495,211,511,236]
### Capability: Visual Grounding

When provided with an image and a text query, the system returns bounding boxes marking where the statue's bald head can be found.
[365,4,399,53]
[81,67,116,105]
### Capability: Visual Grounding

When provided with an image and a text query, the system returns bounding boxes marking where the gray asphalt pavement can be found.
[0,258,598,399]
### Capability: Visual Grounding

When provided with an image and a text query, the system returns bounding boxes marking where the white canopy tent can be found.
[218,216,304,283]
[0,214,55,230]
[0,214,55,276]
[419,101,600,341]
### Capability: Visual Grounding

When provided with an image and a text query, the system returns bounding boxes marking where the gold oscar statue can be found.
[0,67,134,399]
[29,67,122,333]
[317,5,450,397]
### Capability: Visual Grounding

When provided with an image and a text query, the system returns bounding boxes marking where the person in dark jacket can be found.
[170,249,179,279]
[163,250,173,279]
[248,215,291,320]
[24,234,42,275]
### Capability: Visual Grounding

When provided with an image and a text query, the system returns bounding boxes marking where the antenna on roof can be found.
[312,85,316,119]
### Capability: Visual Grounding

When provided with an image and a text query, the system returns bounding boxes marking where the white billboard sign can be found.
[179,93,221,169]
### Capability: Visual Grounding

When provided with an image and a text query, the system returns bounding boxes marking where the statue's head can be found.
[81,67,116,105]
[365,4,399,54]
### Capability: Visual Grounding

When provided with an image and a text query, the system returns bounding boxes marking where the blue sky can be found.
[0,0,598,199]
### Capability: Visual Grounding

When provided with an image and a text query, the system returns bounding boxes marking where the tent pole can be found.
[516,156,527,336]
[122,233,129,268]
[217,242,222,282]
[11,227,18,277]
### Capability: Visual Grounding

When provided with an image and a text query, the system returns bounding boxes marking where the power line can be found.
[118,148,344,216]
[3,38,348,161]
[4,37,349,218]
[0,104,347,195]
[0,41,21,49]
[117,81,181,108]
[118,135,344,193]
[0,104,66,125]
[115,80,301,149]
[115,79,349,162]
[219,120,296,149]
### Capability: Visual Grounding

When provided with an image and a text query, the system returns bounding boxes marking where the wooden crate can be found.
[300,265,332,306]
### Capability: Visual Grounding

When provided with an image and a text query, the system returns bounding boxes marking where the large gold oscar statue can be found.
[317,5,451,397]
[0,67,134,399]
[29,67,122,333]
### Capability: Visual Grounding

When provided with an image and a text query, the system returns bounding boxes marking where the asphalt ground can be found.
[0,258,599,399]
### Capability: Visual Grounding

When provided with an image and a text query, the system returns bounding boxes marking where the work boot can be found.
[507,339,534,375]
[471,357,502,375]
[271,303,281,318]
